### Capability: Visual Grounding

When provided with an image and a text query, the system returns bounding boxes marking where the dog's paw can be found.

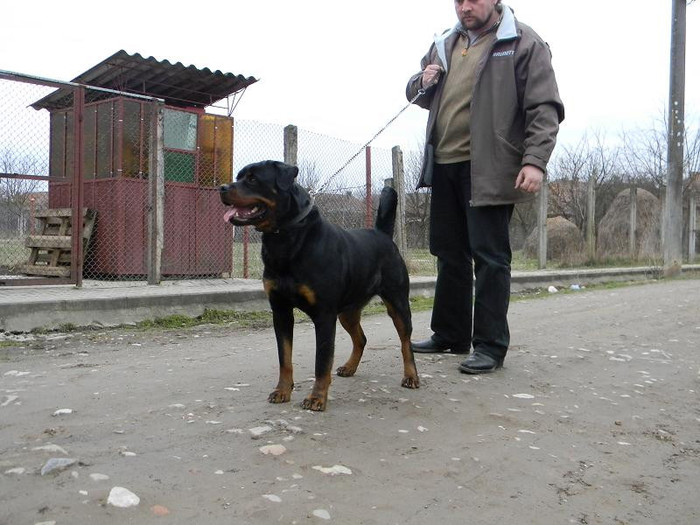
[268,390,292,404]
[401,376,420,389]
[301,395,327,411]
[336,365,356,377]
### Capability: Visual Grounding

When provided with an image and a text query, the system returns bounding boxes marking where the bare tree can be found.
[619,113,668,189]
[618,112,699,192]
[296,159,325,193]
[1,149,43,235]
[548,135,597,230]
[548,131,624,231]
[682,114,700,185]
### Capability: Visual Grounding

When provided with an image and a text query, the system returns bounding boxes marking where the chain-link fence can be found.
[1,73,170,285]
[0,70,430,285]
[1,73,75,285]
[2,69,698,286]
[228,122,433,278]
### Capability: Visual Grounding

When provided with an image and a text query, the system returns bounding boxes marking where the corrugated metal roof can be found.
[32,50,258,111]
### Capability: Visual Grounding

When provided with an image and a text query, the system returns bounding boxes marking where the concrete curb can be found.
[1,265,698,333]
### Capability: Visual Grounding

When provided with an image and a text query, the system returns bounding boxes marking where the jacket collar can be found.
[434,4,517,71]
[496,4,517,41]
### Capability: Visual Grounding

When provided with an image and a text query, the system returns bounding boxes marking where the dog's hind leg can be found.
[301,314,337,411]
[381,294,420,389]
[336,309,367,377]
[269,307,295,404]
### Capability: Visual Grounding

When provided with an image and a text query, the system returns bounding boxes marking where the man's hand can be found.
[421,65,444,88]
[514,165,544,193]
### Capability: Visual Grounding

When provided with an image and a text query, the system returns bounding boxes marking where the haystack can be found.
[523,216,585,263]
[597,188,660,259]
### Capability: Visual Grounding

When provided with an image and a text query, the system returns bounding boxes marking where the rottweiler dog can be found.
[219,160,419,411]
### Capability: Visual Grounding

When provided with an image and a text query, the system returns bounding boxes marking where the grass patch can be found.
[131,280,653,333]
[135,310,273,331]
[123,296,438,334]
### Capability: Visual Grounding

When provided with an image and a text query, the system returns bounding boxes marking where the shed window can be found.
[164,108,197,183]
[164,109,197,151]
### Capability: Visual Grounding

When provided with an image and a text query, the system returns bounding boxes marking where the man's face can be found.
[454,0,499,32]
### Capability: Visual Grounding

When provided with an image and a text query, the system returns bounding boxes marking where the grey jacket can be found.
[406,5,565,206]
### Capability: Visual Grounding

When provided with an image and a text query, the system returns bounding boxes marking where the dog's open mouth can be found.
[223,204,267,225]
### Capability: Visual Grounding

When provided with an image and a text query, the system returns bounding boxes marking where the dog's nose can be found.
[219,184,228,193]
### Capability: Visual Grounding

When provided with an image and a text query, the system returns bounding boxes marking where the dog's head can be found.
[219,160,311,233]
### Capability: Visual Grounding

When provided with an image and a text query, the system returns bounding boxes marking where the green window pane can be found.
[164,151,195,182]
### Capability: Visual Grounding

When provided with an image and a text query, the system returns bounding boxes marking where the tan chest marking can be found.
[297,284,317,305]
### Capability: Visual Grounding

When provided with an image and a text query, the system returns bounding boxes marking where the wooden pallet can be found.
[21,208,96,278]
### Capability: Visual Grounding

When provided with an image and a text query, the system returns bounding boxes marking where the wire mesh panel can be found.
[2,68,431,286]
[228,121,427,278]
[0,75,69,284]
[40,88,159,281]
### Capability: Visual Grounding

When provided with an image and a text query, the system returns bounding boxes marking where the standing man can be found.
[407,0,564,373]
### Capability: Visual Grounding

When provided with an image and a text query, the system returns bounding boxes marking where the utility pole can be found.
[663,0,686,276]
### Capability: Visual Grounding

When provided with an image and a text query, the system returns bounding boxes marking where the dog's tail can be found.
[374,186,398,238]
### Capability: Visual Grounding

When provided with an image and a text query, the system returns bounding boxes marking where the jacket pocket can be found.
[494,132,524,167]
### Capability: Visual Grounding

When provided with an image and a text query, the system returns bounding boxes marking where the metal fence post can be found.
[392,146,408,261]
[284,125,298,166]
[365,146,372,228]
[147,102,164,285]
[537,181,548,269]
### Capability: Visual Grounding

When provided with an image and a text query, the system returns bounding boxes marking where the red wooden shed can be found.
[32,50,257,278]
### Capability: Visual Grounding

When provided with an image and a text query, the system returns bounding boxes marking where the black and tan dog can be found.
[219,160,419,411]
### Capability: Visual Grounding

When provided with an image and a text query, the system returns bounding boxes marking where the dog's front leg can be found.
[302,314,337,411]
[269,306,295,404]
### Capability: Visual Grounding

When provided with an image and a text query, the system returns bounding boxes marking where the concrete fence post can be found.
[689,192,697,263]
[660,186,666,251]
[586,176,596,261]
[537,182,548,269]
[147,102,164,285]
[629,186,637,259]
[70,86,85,287]
[392,146,408,260]
[283,125,298,166]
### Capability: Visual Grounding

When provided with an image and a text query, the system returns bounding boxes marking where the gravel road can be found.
[1,279,699,524]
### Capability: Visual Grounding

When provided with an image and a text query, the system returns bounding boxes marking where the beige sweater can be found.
[433,33,492,164]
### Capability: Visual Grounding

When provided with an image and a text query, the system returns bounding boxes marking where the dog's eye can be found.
[247,174,257,184]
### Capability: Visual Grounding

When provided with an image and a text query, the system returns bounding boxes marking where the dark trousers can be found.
[429,161,514,360]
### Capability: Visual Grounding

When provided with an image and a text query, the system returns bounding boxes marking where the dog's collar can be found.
[272,199,315,233]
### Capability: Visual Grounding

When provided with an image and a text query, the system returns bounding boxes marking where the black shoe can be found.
[411,336,470,355]
[459,352,504,374]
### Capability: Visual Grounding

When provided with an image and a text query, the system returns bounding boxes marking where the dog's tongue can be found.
[224,206,260,223]
[223,208,237,224]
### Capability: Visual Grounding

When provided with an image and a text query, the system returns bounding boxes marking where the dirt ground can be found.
[1,278,699,525]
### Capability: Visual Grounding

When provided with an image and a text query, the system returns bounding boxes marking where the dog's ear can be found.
[276,163,299,192]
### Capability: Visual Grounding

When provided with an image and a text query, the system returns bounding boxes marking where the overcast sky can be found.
[3,0,699,156]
